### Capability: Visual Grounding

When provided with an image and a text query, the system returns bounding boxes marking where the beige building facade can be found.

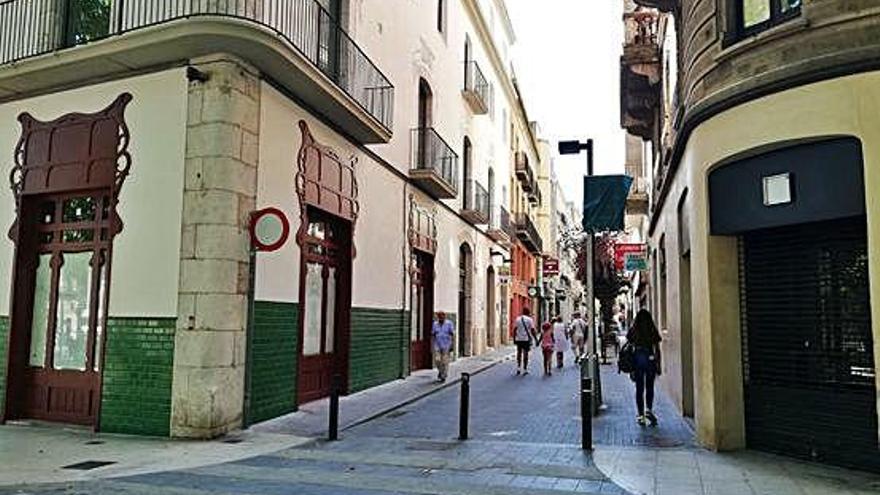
[623,0,880,472]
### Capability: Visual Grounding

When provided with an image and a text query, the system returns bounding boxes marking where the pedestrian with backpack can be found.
[512,307,537,375]
[625,309,662,426]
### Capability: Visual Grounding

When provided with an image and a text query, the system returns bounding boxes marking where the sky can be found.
[506,0,626,209]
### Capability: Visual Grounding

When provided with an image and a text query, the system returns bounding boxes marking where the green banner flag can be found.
[582,175,633,232]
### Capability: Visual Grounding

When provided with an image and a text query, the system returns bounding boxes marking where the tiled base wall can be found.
[349,308,409,393]
[248,301,299,424]
[100,317,175,436]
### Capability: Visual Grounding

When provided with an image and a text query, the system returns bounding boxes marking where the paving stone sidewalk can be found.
[1,347,626,495]
[254,345,516,437]
[592,361,880,495]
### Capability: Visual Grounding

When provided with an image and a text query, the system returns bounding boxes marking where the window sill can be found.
[715,17,809,64]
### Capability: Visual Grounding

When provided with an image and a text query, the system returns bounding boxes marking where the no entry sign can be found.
[250,207,290,252]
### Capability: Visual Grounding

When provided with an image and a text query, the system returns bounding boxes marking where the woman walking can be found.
[540,322,555,376]
[552,316,568,369]
[626,309,662,426]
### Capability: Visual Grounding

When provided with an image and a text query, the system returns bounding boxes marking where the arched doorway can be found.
[486,266,496,348]
[458,243,472,357]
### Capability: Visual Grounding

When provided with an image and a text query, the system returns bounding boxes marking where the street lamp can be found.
[558,138,597,357]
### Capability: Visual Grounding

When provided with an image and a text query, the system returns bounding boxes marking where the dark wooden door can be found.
[11,192,112,425]
[297,209,351,405]
[409,253,434,371]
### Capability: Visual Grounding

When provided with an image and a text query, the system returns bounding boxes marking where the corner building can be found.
[624,0,880,472]
[0,0,544,438]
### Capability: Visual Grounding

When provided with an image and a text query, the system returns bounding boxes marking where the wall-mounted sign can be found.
[542,256,559,276]
[615,243,647,272]
[762,172,792,206]
[250,207,290,252]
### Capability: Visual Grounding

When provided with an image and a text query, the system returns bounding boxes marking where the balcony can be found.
[462,60,490,114]
[487,205,513,246]
[620,10,661,140]
[410,127,458,199]
[527,182,541,206]
[626,177,649,215]
[515,152,534,192]
[514,212,543,254]
[461,179,490,224]
[0,0,393,143]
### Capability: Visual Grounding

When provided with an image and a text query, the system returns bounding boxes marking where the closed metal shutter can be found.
[740,216,879,472]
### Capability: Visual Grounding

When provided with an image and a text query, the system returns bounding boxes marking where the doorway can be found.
[458,243,472,357]
[740,216,877,471]
[678,193,694,417]
[486,267,496,348]
[297,207,352,405]
[410,252,434,371]
[8,192,112,425]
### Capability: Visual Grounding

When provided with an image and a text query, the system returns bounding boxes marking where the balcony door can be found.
[417,78,433,167]
[462,137,472,209]
[297,208,352,404]
[63,0,113,47]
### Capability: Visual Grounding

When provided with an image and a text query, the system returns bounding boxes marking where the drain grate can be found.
[84,440,105,445]
[62,460,116,470]
[222,438,244,444]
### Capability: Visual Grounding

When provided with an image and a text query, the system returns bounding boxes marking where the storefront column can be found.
[171,55,260,438]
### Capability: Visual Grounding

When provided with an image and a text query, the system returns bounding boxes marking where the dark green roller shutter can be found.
[740,216,879,472]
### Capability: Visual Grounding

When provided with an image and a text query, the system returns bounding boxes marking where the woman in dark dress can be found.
[626,309,662,426]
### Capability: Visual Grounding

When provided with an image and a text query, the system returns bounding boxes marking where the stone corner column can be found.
[170,54,261,439]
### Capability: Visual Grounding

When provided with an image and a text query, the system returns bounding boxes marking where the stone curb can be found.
[340,351,516,433]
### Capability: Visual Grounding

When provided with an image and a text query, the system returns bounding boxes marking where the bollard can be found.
[328,373,341,441]
[581,375,593,450]
[459,372,470,440]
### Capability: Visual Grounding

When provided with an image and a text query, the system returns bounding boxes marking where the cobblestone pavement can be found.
[0,348,628,495]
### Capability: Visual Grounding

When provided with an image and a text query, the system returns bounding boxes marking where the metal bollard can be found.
[328,373,341,441]
[581,375,593,451]
[459,372,470,440]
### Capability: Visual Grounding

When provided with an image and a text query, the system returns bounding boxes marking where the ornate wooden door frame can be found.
[294,121,358,401]
[3,94,133,426]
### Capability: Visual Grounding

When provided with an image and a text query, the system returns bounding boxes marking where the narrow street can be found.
[0,352,625,495]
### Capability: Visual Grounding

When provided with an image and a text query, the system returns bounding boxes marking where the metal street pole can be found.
[584,140,597,358]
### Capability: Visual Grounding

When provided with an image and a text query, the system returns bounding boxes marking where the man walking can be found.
[512,307,536,375]
[432,311,454,382]
[569,312,588,364]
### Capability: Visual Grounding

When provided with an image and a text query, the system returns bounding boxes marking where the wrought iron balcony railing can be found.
[487,204,513,244]
[514,151,534,192]
[514,212,543,254]
[461,179,489,224]
[410,127,458,199]
[463,60,489,114]
[0,0,394,130]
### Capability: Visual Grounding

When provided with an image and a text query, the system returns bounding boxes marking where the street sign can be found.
[615,243,647,272]
[542,257,559,276]
[250,207,290,252]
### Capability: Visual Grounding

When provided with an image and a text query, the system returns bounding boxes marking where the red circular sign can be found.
[249,207,290,252]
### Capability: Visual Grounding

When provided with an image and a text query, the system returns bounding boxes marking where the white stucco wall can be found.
[255,82,405,309]
[0,69,187,318]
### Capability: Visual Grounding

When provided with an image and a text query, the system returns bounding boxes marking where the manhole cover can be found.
[62,461,116,470]
[385,410,409,419]
[407,441,457,451]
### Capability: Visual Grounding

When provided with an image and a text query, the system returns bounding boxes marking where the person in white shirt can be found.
[512,307,537,375]
[569,312,588,364]
[552,316,569,369]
